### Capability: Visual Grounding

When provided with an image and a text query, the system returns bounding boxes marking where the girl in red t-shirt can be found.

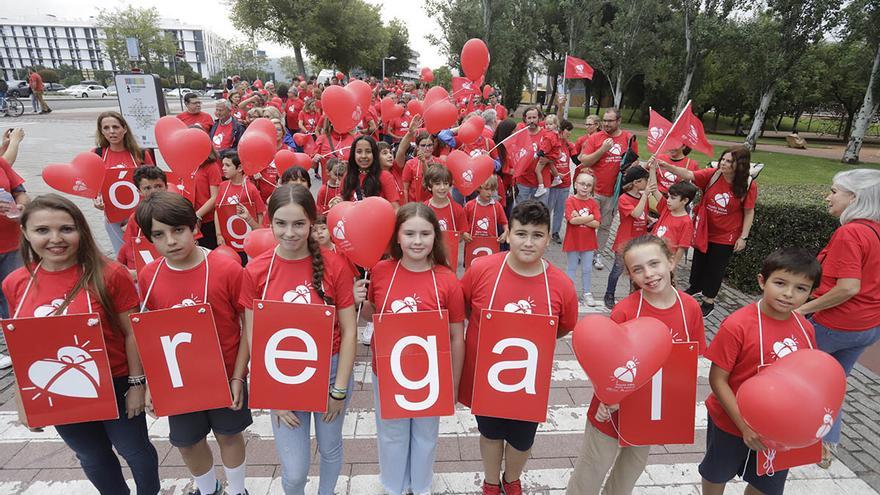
[340,136,401,207]
[352,202,465,495]
[397,117,442,204]
[563,172,601,307]
[2,194,159,493]
[240,184,358,494]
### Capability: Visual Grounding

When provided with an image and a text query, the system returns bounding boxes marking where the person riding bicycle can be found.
[0,79,7,112]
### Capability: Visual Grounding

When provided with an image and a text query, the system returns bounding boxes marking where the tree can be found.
[37,68,59,84]
[303,0,389,72]
[220,40,269,82]
[842,0,880,163]
[96,6,176,72]
[229,0,315,78]
[432,66,453,91]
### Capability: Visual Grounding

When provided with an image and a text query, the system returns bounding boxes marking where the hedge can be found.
[723,184,838,294]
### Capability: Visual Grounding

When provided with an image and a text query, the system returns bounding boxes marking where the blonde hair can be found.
[544,115,558,127]
[480,175,498,190]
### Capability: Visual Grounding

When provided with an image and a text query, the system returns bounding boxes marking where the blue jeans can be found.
[373,372,440,494]
[272,354,353,495]
[604,254,625,300]
[0,250,23,319]
[548,187,568,236]
[810,317,880,444]
[105,219,125,254]
[55,377,160,495]
[515,184,548,207]
[566,251,594,295]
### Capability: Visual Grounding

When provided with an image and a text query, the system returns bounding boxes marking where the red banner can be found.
[502,128,537,179]
[618,342,699,445]
[758,442,822,476]
[658,102,714,157]
[470,309,558,422]
[647,109,675,153]
[443,231,461,272]
[464,236,500,268]
[564,55,594,80]
[101,167,139,223]
[2,313,118,428]
[249,301,335,412]
[217,203,256,252]
[129,304,232,416]
[373,310,455,419]
[131,237,161,274]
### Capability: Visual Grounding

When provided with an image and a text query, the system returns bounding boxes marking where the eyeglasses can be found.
[418,144,434,148]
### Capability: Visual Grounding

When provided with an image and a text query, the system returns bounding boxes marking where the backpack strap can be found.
[93,147,103,157]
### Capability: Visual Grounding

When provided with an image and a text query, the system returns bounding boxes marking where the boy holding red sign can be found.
[215,151,266,266]
[464,175,508,242]
[700,248,820,495]
[136,192,251,495]
[117,166,167,276]
[459,200,578,495]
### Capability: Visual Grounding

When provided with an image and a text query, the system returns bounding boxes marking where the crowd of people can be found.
[0,72,877,495]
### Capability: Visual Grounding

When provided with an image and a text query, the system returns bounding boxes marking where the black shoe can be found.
[187,480,222,495]
[604,294,616,310]
[684,286,700,296]
[552,233,561,244]
[701,302,715,317]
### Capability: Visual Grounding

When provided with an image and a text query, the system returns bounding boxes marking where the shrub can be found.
[38,69,60,84]
[160,78,171,89]
[724,184,837,294]
[190,79,204,90]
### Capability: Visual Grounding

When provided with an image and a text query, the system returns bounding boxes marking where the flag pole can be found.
[488,125,531,153]
[651,99,691,160]
[562,54,569,120]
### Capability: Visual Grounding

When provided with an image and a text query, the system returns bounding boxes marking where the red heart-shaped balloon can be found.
[423,100,458,134]
[243,227,278,258]
[457,116,485,145]
[274,149,312,175]
[154,116,212,178]
[424,86,450,109]
[213,244,242,263]
[420,67,434,83]
[483,85,494,99]
[495,104,508,121]
[322,85,361,133]
[737,348,846,450]
[333,197,394,268]
[445,150,494,196]
[346,80,372,117]
[380,97,405,125]
[461,38,490,81]
[573,315,673,404]
[293,133,309,147]
[42,152,106,199]
[407,99,424,117]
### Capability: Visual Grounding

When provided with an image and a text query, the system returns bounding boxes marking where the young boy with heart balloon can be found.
[240,184,358,495]
[459,200,578,495]
[3,194,160,494]
[135,191,251,495]
[567,235,705,494]
[700,248,821,495]
[352,202,466,495]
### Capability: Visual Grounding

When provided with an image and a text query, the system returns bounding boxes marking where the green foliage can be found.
[96,6,176,72]
[725,184,838,294]
[190,80,204,90]
[219,40,269,83]
[159,78,171,89]
[432,66,453,91]
[38,69,59,84]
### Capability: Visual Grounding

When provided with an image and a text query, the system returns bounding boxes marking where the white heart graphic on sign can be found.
[390,297,418,314]
[477,217,490,230]
[713,193,730,208]
[462,170,474,183]
[656,226,668,237]
[613,359,638,383]
[772,338,798,359]
[503,299,533,314]
[28,346,100,399]
[34,298,67,318]
[283,284,312,304]
[816,412,834,439]
[333,220,346,240]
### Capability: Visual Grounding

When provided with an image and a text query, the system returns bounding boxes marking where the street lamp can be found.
[382,56,397,81]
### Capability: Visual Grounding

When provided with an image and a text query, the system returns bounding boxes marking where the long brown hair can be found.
[95,111,144,164]
[390,202,449,269]
[19,194,116,317]
[723,146,752,198]
[267,184,333,305]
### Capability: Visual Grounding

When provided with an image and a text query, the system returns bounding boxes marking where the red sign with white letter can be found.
[618,342,699,445]
[1,313,118,428]
[249,300,335,412]
[101,167,139,223]
[217,203,256,252]
[443,231,461,271]
[758,442,821,475]
[464,237,499,268]
[373,310,455,419]
[129,304,232,416]
[131,238,161,274]
[470,309,558,422]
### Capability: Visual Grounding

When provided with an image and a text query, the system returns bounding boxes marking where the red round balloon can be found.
[248,118,278,140]
[42,152,106,199]
[154,116,212,179]
[573,315,673,405]
[335,71,345,80]
[461,38,490,81]
[495,104,508,121]
[243,228,278,258]
[238,121,277,176]
[483,84,494,99]
[293,133,309,147]
[456,116,485,145]
[445,149,494,196]
[322,85,360,133]
[213,244,242,263]
[331,197,395,268]
[420,67,434,83]
[423,100,458,134]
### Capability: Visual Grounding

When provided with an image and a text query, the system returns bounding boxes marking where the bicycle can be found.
[0,95,24,117]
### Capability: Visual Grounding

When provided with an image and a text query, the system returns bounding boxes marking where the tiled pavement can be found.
[0,110,877,493]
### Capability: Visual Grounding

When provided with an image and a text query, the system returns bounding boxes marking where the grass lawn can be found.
[569,128,880,187]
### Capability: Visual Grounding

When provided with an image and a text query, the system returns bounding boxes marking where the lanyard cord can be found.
[13,262,93,318]
[636,289,690,341]
[377,260,442,322]
[756,300,812,367]
[140,247,210,312]
[487,253,552,316]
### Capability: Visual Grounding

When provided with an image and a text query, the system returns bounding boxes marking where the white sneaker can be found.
[0,354,11,369]
[550,176,563,187]
[593,255,605,270]
[584,293,596,307]
[359,322,374,346]
[534,185,548,198]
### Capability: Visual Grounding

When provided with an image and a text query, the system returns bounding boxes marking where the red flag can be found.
[452,77,481,99]
[501,128,536,179]
[564,55,594,80]
[647,109,675,153]
[658,102,714,157]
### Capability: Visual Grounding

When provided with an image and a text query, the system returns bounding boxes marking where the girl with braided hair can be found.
[239,183,358,495]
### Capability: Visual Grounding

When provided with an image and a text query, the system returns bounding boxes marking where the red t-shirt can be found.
[574,133,591,154]
[459,253,579,407]
[3,261,139,377]
[314,132,355,176]
[553,141,575,190]
[464,199,507,237]
[386,163,404,198]
[514,131,544,188]
[254,164,279,204]
[459,136,499,161]
[693,168,758,245]
[283,98,305,131]
[582,131,637,196]
[217,180,267,216]
[316,182,342,213]
[177,111,214,131]
[656,155,700,194]
[138,250,244,377]
[28,72,44,92]
[814,220,880,331]
[563,196,600,252]
[367,260,465,370]
[193,160,222,213]
[0,158,25,254]
[240,249,355,355]
[654,198,694,251]
[539,129,563,162]
[589,289,706,437]
[117,211,146,270]
[704,303,816,436]
[611,192,647,253]
[212,120,236,151]
[298,110,321,133]
[341,170,400,203]
[388,116,411,141]
[402,158,438,203]
[425,199,469,232]
[96,147,154,169]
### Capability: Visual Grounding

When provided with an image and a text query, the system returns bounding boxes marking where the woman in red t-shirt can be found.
[2,194,159,493]
[339,136,400,207]
[797,169,880,465]
[397,117,442,204]
[659,146,757,317]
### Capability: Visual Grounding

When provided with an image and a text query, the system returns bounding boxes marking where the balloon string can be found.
[489,126,531,154]
[316,145,352,159]
[608,412,637,447]
[761,449,776,477]
[356,270,370,323]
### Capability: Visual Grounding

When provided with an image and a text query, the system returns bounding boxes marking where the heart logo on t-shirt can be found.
[333,220,346,240]
[772,337,798,359]
[663,170,677,182]
[462,170,474,183]
[213,134,223,145]
[609,143,623,155]
[34,298,68,318]
[28,345,101,399]
[438,219,448,230]
[477,217,490,231]
[173,297,200,308]
[656,226,668,238]
[390,296,419,314]
[613,359,638,383]
[577,208,590,217]
[713,193,730,208]
[503,298,533,314]
[283,284,312,304]
[227,194,240,205]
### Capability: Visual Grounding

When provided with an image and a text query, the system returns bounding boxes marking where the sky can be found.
[3,0,448,68]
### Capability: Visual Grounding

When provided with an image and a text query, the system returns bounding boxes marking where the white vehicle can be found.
[316,69,336,85]
[165,88,194,97]
[63,84,108,98]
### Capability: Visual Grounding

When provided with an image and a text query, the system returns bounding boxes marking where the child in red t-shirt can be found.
[399,120,441,204]
[568,235,705,494]
[424,164,471,240]
[563,172,601,307]
[653,180,698,271]
[135,191,250,495]
[216,151,267,265]
[316,159,345,213]
[464,175,509,242]
[117,166,167,276]
[378,141,404,199]
[700,248,821,495]
[534,115,570,198]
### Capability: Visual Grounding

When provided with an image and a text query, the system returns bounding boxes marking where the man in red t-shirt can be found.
[578,108,637,268]
[177,93,214,130]
[513,107,547,207]
[209,100,244,153]
[27,68,50,114]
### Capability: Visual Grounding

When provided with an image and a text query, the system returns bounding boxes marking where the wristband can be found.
[329,390,347,400]
[127,375,146,386]
[229,377,246,384]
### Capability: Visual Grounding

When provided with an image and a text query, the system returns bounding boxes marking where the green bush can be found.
[724,184,838,294]
[190,80,204,90]
[160,78,171,89]
[38,69,59,84]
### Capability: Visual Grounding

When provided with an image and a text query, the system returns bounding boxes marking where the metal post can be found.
[171,55,183,110]
[382,58,386,82]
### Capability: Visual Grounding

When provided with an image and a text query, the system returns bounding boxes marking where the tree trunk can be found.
[744,87,776,150]
[791,110,802,132]
[613,69,624,108]
[713,111,721,131]
[775,113,784,131]
[675,0,694,116]
[546,73,558,114]
[843,42,880,164]
[843,110,855,142]
[294,44,307,78]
